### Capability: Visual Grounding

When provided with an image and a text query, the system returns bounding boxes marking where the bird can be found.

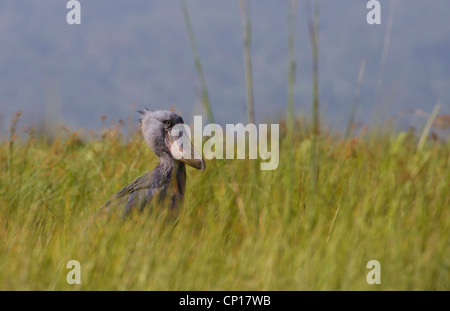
[100,109,205,219]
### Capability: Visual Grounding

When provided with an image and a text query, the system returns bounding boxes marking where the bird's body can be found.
[100,109,204,219]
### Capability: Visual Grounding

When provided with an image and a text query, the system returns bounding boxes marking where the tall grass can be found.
[239,0,255,125]
[285,0,298,223]
[0,113,448,290]
[373,0,396,127]
[181,0,215,123]
[305,0,320,199]
[345,60,366,139]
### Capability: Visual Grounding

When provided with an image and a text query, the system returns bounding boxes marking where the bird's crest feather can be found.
[138,107,151,123]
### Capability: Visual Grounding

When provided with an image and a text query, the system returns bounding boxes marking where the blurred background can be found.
[0,0,449,133]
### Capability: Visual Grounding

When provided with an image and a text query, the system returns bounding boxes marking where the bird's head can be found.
[139,109,205,171]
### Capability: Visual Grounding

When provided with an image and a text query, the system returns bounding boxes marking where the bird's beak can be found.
[180,152,206,171]
[167,130,206,171]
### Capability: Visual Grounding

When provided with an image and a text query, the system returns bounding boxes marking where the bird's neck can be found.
[157,155,187,197]
[157,154,184,177]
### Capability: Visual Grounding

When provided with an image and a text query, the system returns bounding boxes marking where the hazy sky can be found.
[0,0,449,133]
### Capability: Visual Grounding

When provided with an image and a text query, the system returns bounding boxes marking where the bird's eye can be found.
[163,120,173,127]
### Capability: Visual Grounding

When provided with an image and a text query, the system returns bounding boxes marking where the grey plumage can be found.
[100,109,205,219]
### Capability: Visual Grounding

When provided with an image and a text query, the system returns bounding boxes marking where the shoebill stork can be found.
[101,109,205,218]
